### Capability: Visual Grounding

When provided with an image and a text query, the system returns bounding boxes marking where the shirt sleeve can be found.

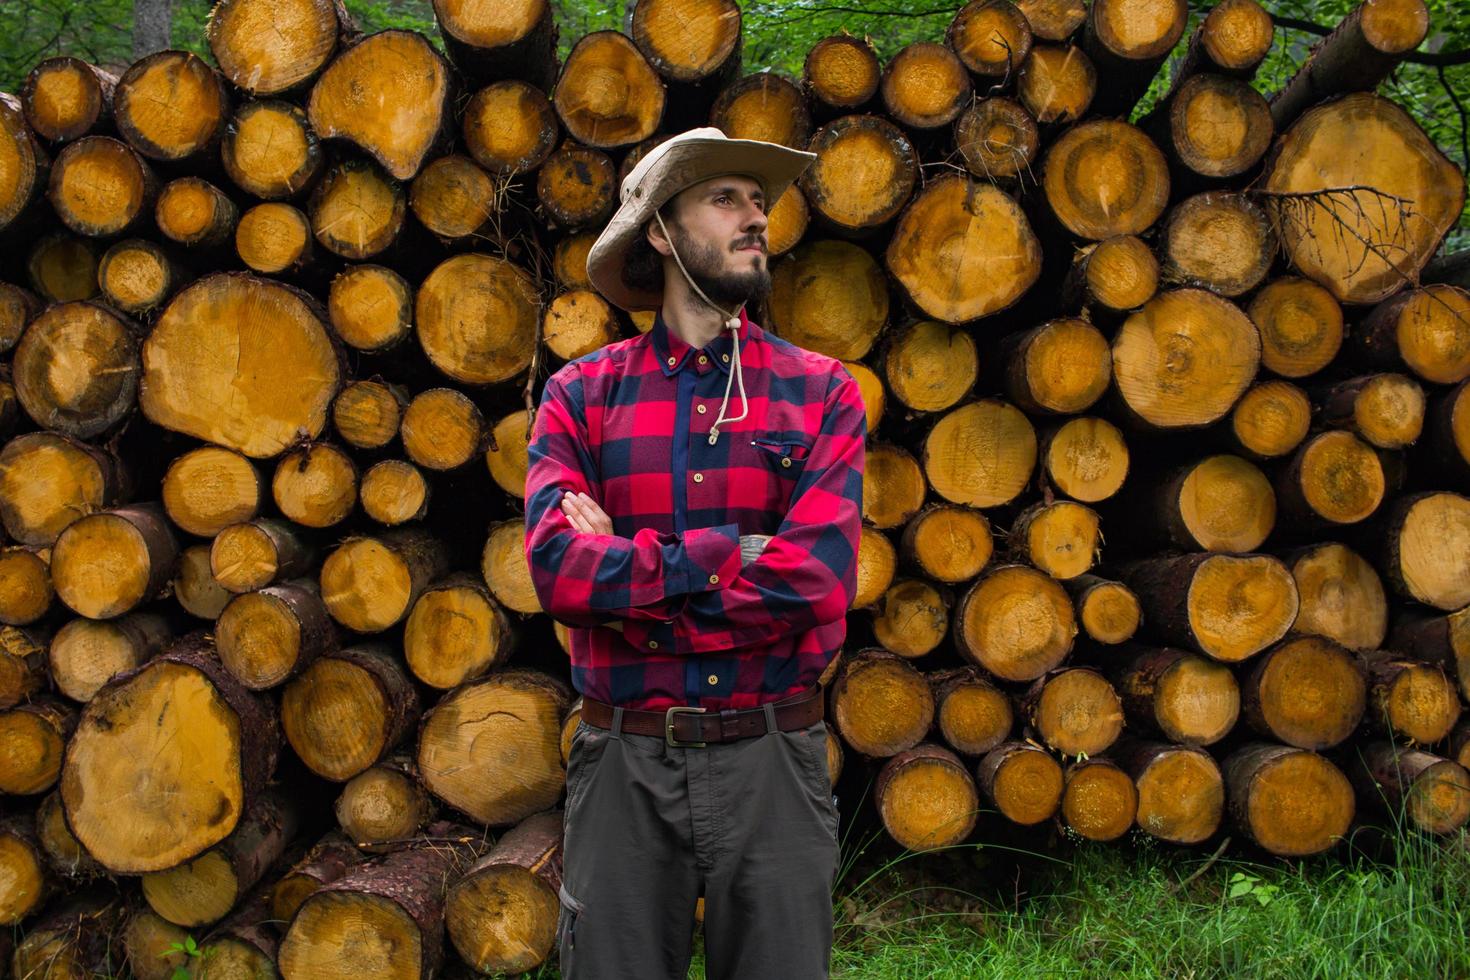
[621,369,866,655]
[523,368,744,629]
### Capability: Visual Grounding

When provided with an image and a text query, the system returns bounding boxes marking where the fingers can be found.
[560,491,613,535]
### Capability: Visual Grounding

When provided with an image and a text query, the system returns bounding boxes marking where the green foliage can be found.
[163,932,213,980]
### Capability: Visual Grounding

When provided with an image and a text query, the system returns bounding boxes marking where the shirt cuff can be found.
[680,524,742,595]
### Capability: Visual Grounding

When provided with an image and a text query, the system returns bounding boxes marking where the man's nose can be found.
[742,201,768,233]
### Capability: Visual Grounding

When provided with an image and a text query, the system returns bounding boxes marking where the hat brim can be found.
[586,134,816,312]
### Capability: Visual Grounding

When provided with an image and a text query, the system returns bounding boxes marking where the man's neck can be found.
[660,277,736,351]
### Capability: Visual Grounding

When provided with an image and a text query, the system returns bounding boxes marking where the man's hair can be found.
[621,216,665,296]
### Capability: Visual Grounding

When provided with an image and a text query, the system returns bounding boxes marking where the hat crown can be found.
[620,126,730,204]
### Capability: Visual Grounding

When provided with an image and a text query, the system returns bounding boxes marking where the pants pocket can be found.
[557,881,586,962]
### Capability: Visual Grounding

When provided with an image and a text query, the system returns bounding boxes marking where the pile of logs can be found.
[0,0,1466,974]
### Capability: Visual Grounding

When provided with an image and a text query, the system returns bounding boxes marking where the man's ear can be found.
[645,212,673,257]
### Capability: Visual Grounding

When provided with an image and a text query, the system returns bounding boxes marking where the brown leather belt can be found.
[581,686,824,747]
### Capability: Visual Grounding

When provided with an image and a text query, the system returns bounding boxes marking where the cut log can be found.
[273,442,359,528]
[976,741,1064,826]
[236,201,315,273]
[20,57,116,143]
[463,81,559,175]
[97,238,182,315]
[1007,500,1100,580]
[114,51,229,163]
[1259,93,1465,306]
[309,157,406,260]
[1148,74,1272,181]
[886,175,1041,324]
[948,1,1033,78]
[361,461,430,526]
[1229,380,1312,459]
[923,399,1037,508]
[1382,492,1470,612]
[211,517,316,593]
[1016,44,1096,126]
[404,573,513,689]
[410,154,497,241]
[552,231,597,289]
[630,0,742,86]
[1111,736,1223,845]
[543,289,620,361]
[1242,635,1366,749]
[161,445,262,538]
[142,273,342,458]
[0,696,74,794]
[0,814,53,924]
[402,388,486,471]
[1268,0,1429,129]
[0,546,53,625]
[320,527,449,633]
[709,72,811,149]
[1111,645,1239,746]
[536,141,616,229]
[954,97,1040,181]
[36,789,102,880]
[0,282,41,354]
[155,177,238,250]
[1353,284,1470,386]
[871,578,950,659]
[1043,120,1169,242]
[1223,744,1353,856]
[216,577,337,690]
[416,253,540,385]
[51,503,177,619]
[140,788,299,928]
[1060,758,1136,842]
[1275,430,1386,526]
[333,379,407,450]
[1359,650,1460,745]
[1351,742,1470,835]
[1111,288,1261,429]
[335,750,435,849]
[844,358,885,435]
[881,42,972,130]
[801,115,917,236]
[1285,542,1388,652]
[1122,553,1299,663]
[875,744,979,850]
[2,625,57,717]
[769,239,888,360]
[1024,667,1123,757]
[173,544,232,620]
[1015,0,1087,41]
[26,231,98,303]
[271,830,369,925]
[900,503,993,585]
[1039,416,1130,504]
[282,644,422,781]
[1148,453,1275,553]
[1001,317,1110,415]
[851,526,897,610]
[1316,373,1425,450]
[431,0,557,89]
[418,669,573,825]
[1390,606,1470,702]
[954,564,1075,681]
[445,810,563,975]
[207,0,347,96]
[1429,379,1470,483]
[484,410,531,499]
[222,99,324,200]
[554,31,666,148]
[47,135,156,238]
[60,632,280,873]
[0,431,127,546]
[1062,235,1159,319]
[1171,0,1274,81]
[329,264,413,353]
[861,443,927,529]
[13,300,139,440]
[1067,575,1141,645]
[1159,191,1274,297]
[195,880,282,978]
[829,648,935,758]
[929,666,1013,756]
[47,611,171,703]
[1246,275,1343,379]
[481,520,541,614]
[1081,0,1189,118]
[803,35,881,114]
[0,96,48,236]
[10,888,125,979]
[123,907,190,980]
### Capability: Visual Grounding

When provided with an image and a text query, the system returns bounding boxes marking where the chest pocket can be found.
[751,435,813,479]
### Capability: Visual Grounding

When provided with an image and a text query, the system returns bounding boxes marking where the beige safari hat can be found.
[585,126,816,312]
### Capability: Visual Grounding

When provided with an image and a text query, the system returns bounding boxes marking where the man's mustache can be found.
[732,235,767,253]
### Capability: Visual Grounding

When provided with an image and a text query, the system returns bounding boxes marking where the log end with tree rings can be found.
[709,72,812,149]
[769,239,888,361]
[27,232,99,304]
[444,813,561,974]
[0,817,51,924]
[881,42,972,131]
[1280,430,1386,526]
[333,381,406,451]
[0,624,49,708]
[1261,94,1465,306]
[97,238,176,315]
[1385,492,1470,612]
[977,741,1064,825]
[766,185,810,258]
[48,135,153,238]
[282,646,421,782]
[50,613,169,704]
[1014,0,1088,42]
[409,155,496,241]
[237,202,314,274]
[1353,743,1470,836]
[1224,744,1353,857]
[1003,317,1111,415]
[543,289,620,362]
[1244,635,1366,749]
[1112,288,1260,429]
[803,35,881,111]
[954,98,1039,182]
[1009,500,1100,581]
[1288,543,1388,652]
[337,756,434,849]
[1042,416,1130,503]
[1199,0,1275,72]
[1357,0,1433,56]
[21,57,112,143]
[861,443,926,530]
[551,232,597,289]
[1186,554,1299,663]
[142,274,341,458]
[888,176,1042,324]
[830,649,935,758]
[1061,759,1137,842]
[874,745,979,851]
[1042,120,1169,241]
[162,446,262,539]
[630,0,742,84]
[216,589,310,691]
[1029,667,1122,757]
[309,158,406,261]
[1067,236,1158,315]
[1088,0,1188,61]
[0,283,41,355]
[481,520,540,615]
[851,527,897,610]
[0,698,74,795]
[1172,454,1275,553]
[173,545,230,621]
[901,503,993,585]
[0,433,120,547]
[801,115,917,235]
[417,669,572,825]
[13,301,139,441]
[328,265,413,353]
[124,908,193,976]
[535,141,616,228]
[1318,373,1426,450]
[883,320,979,415]
[1121,740,1223,844]
[416,253,539,386]
[462,81,558,176]
[1159,191,1275,298]
[273,443,358,529]
[115,51,228,163]
[360,460,430,526]
[0,98,45,235]
[553,31,666,149]
[1124,647,1240,746]
[484,410,531,500]
[932,668,1012,756]
[871,578,950,659]
[211,520,302,594]
[321,530,447,634]
[1230,381,1311,459]
[1362,653,1461,745]
[955,565,1075,681]
[1165,74,1272,179]
[841,359,884,436]
[948,1,1034,77]
[51,505,176,620]
[208,0,341,96]
[1016,43,1096,126]
[1433,379,1470,479]
[1364,285,1470,386]
[1072,577,1141,645]
[223,100,323,200]
[401,388,485,472]
[156,177,238,249]
[0,548,52,626]
[307,31,453,181]
[924,399,1037,509]
[405,575,509,689]
[1246,276,1343,379]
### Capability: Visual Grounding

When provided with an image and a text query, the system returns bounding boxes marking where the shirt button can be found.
[647,640,659,650]
[692,472,703,483]
[708,574,719,584]
[721,353,729,362]
[781,457,792,468]
[708,674,719,685]
[666,356,676,366]
[698,354,708,364]
[697,404,707,414]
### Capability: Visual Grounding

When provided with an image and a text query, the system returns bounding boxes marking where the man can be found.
[523,127,867,980]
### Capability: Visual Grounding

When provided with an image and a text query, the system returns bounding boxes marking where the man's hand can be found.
[560,491,613,535]
[739,534,772,567]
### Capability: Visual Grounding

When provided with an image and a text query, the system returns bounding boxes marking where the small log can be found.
[1223,744,1354,857]
[829,648,935,758]
[923,399,1037,508]
[273,442,359,528]
[1016,44,1096,126]
[1121,552,1299,663]
[1428,379,1470,483]
[13,300,139,441]
[1043,120,1169,242]
[976,741,1064,826]
[1354,283,1470,386]
[770,239,889,360]
[900,503,993,585]
[1275,430,1385,527]
[929,666,1013,757]
[1015,0,1087,41]
[1242,635,1366,750]
[875,744,979,850]
[481,520,541,614]
[0,625,49,710]
[1081,0,1189,118]
[954,564,1075,681]
[1111,645,1239,747]
[484,410,533,500]
[543,289,621,362]
[1389,606,1470,701]
[1247,275,1344,379]
[1060,758,1137,842]
[1007,500,1100,581]
[97,238,183,315]
[196,880,282,977]
[410,154,497,241]
[236,201,315,274]
[954,97,1040,182]
[1146,454,1276,553]
[1002,318,1111,416]
[47,611,171,703]
[161,446,263,538]
[1066,575,1141,646]
[51,503,177,620]
[208,0,348,96]
[401,388,487,472]
[1229,381,1312,459]
[1359,650,1460,746]
[1023,667,1123,757]
[551,231,597,289]
[445,810,564,975]
[121,906,190,980]
[861,443,927,530]
[112,50,229,163]
[1381,492,1470,612]
[554,31,666,148]
[416,253,540,385]
[1111,735,1224,845]
[36,789,103,880]
[320,527,449,633]
[948,1,1034,78]
[709,72,811,149]
[0,96,48,236]
[803,35,881,114]
[222,99,324,200]
[536,141,617,229]
[1351,742,1470,835]
[212,517,316,593]
[308,156,406,260]
[329,264,413,353]
[335,750,436,849]
[362,460,431,525]
[0,813,54,923]
[0,546,52,626]
[801,115,917,237]
[1061,235,1158,319]
[173,544,232,620]
[1159,191,1274,297]
[1038,417,1130,504]
[47,134,158,239]
[333,379,407,451]
[217,577,337,691]
[1169,0,1274,81]
[844,359,885,435]
[21,57,116,143]
[431,0,557,89]
[629,0,742,94]
[0,282,41,354]
[11,887,126,978]
[871,578,950,659]
[1147,74,1272,181]
[851,526,897,610]
[404,573,514,689]
[1315,373,1425,450]
[0,431,128,547]
[154,177,238,250]
[1285,542,1388,652]
[882,42,972,130]
[26,231,99,303]
[282,644,422,781]
[271,830,369,925]
[463,81,559,175]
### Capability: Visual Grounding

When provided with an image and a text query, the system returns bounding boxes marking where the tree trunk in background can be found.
[132,0,173,61]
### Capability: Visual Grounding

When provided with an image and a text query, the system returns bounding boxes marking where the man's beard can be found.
[666,220,771,311]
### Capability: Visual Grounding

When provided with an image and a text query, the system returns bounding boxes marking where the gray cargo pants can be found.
[557,703,840,979]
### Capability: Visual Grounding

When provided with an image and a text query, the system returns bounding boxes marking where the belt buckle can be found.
[665,706,707,748]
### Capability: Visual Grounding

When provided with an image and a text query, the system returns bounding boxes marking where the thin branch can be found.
[1438,65,1470,169]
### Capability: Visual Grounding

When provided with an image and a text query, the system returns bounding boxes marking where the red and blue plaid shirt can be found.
[523,307,866,711]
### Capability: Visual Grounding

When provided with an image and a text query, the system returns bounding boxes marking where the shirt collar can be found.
[650,307,752,378]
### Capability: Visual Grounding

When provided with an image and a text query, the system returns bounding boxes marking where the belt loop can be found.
[763,703,777,734]
[612,706,625,737]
